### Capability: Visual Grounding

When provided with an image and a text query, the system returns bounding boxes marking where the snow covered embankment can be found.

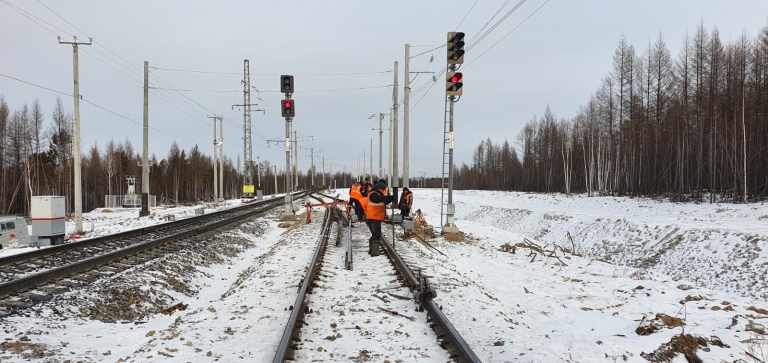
[456,191,768,300]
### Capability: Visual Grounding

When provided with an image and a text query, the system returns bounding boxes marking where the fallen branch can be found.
[382,291,412,301]
[517,238,568,266]
[378,307,415,321]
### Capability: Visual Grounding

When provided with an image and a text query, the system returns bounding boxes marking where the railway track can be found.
[0,190,315,311]
[273,203,481,362]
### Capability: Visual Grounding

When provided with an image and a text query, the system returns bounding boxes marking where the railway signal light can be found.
[447,32,465,64]
[280,75,294,94]
[446,72,463,96]
[281,99,295,118]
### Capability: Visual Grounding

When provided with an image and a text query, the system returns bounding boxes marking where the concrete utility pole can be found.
[392,61,399,188]
[403,44,435,188]
[310,147,315,188]
[274,165,278,194]
[257,156,261,189]
[322,156,325,188]
[370,139,373,179]
[208,116,220,205]
[219,117,224,202]
[140,60,150,217]
[378,113,384,178]
[59,36,91,233]
[388,107,394,187]
[403,44,410,188]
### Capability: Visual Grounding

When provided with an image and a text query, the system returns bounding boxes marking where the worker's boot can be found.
[369,239,381,256]
[368,237,374,255]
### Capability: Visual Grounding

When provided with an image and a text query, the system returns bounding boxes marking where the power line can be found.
[0,73,72,97]
[150,66,393,77]
[81,98,208,143]
[1,0,62,36]
[0,72,212,144]
[6,0,226,131]
[149,87,240,93]
[408,0,546,111]
[465,0,550,69]
[455,0,480,30]
[36,0,89,38]
[468,0,527,52]
[148,84,392,93]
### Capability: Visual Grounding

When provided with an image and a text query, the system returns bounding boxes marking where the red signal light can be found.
[451,73,462,83]
[281,99,295,118]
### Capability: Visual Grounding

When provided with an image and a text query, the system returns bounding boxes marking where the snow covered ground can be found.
[1,189,767,362]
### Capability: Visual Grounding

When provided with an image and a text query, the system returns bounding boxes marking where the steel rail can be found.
[273,206,336,363]
[0,190,314,268]
[0,190,317,300]
[379,236,481,363]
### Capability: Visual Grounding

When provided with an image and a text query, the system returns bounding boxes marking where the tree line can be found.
[452,21,768,202]
[0,95,350,216]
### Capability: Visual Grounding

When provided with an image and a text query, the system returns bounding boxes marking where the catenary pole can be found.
[392,61,399,188]
[208,116,219,205]
[311,147,315,188]
[58,36,91,233]
[378,113,383,178]
[403,44,410,188]
[219,116,224,201]
[388,107,393,188]
[370,139,373,179]
[140,60,150,217]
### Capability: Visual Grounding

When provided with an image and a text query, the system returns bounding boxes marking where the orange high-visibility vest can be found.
[366,190,386,221]
[349,183,363,200]
[404,192,412,206]
[360,196,369,215]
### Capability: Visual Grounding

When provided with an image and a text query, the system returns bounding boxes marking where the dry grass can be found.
[414,226,437,240]
[0,341,49,358]
[640,334,708,363]
[636,313,686,336]
[442,231,465,242]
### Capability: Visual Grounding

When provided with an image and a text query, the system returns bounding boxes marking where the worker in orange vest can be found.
[364,180,394,256]
[399,187,413,218]
[377,178,388,195]
[348,182,365,222]
[361,178,373,197]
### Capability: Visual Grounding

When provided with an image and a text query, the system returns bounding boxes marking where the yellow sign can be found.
[243,185,255,193]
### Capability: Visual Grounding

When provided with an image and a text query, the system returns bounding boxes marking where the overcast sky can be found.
[2,0,767,181]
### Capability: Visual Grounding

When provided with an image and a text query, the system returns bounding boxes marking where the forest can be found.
[2,21,767,216]
[0,96,336,215]
[454,21,768,202]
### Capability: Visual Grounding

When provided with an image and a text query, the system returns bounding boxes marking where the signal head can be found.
[446,71,463,97]
[447,32,466,64]
[281,99,295,118]
[280,75,294,94]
